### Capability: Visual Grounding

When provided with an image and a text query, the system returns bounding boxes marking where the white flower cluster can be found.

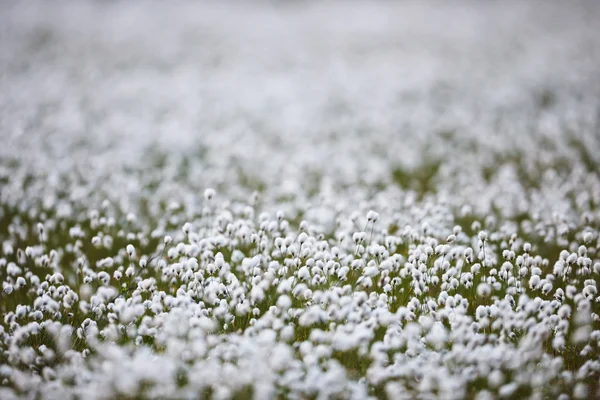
[1,1,600,399]
[0,203,598,399]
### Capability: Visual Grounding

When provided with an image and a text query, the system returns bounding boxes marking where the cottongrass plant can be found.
[1,1,600,399]
[0,196,599,399]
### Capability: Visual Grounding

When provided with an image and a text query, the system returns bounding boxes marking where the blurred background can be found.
[1,1,599,223]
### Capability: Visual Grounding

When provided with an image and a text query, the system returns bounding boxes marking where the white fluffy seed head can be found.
[366,210,379,223]
[299,220,308,231]
[126,244,135,258]
[3,284,13,295]
[204,188,216,201]
[477,283,491,297]
[298,232,308,244]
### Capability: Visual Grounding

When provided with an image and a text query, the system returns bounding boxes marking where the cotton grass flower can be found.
[0,4,599,398]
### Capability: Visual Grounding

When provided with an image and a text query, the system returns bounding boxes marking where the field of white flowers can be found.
[1,1,600,399]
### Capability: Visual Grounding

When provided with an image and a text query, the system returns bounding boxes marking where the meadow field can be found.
[1,1,600,399]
